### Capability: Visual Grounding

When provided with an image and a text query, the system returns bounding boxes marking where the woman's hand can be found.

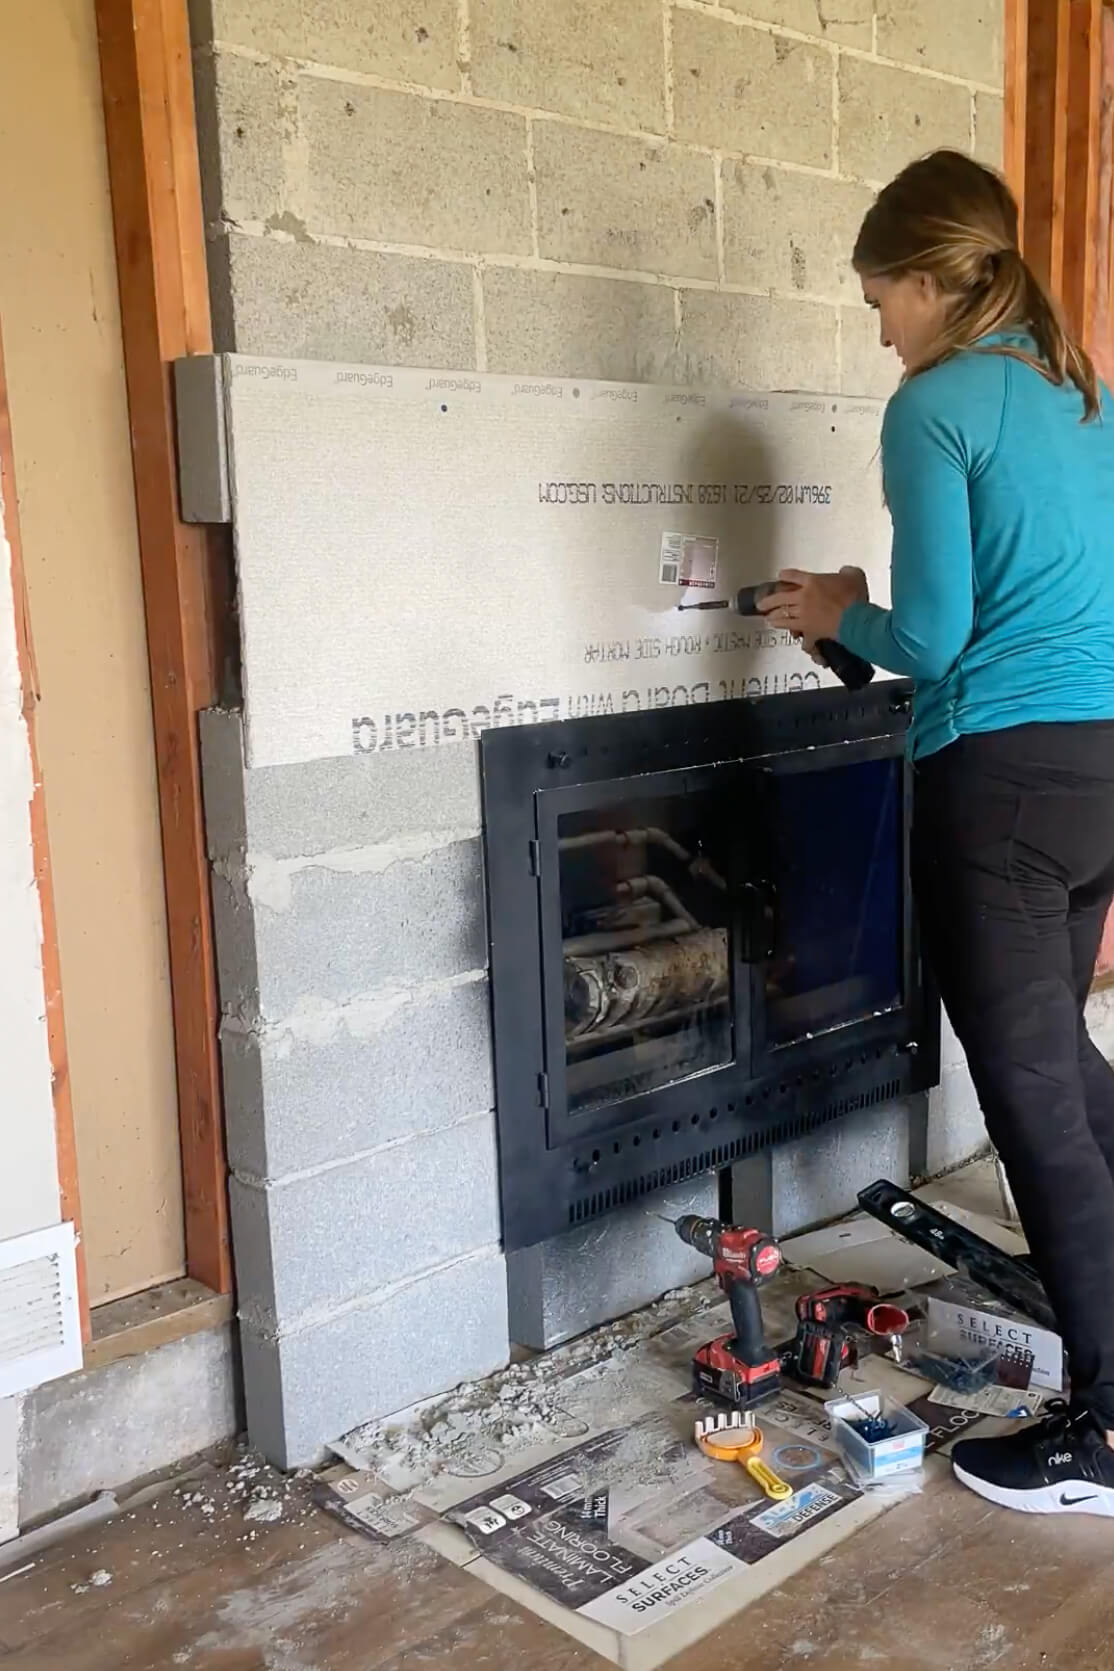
[755,566,868,645]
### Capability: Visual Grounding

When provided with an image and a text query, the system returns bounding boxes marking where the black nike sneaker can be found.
[952,1401,1114,1516]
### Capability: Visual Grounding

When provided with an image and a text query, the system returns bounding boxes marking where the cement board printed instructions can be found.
[221,358,890,768]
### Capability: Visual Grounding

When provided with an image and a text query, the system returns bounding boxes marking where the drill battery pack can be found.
[692,1333,782,1411]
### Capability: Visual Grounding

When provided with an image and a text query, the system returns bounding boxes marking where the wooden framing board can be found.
[0,321,90,1342]
[95,0,233,1295]
[1094,4,1114,385]
[1010,0,1108,344]
[1011,4,1114,984]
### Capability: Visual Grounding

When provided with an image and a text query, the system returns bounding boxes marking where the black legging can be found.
[913,719,1114,1429]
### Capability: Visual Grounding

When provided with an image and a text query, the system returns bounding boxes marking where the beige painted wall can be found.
[0,0,186,1300]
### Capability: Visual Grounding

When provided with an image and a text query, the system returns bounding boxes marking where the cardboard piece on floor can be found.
[781,1199,1028,1294]
[331,1297,984,1669]
[329,1166,1023,1667]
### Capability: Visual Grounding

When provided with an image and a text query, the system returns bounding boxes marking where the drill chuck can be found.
[673,1214,718,1260]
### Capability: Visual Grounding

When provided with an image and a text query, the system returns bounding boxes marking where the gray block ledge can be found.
[19,1325,240,1524]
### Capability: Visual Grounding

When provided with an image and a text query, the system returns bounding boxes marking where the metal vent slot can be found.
[567,1078,904,1228]
[0,1224,82,1398]
[0,1256,65,1359]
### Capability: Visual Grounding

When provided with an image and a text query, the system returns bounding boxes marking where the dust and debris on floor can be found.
[6,1161,1114,1671]
[331,1279,728,1491]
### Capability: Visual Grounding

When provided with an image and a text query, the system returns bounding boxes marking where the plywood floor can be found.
[2,1445,1113,1671]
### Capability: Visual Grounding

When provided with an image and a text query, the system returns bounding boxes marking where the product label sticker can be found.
[751,1484,843,1540]
[659,533,719,589]
[579,1538,739,1634]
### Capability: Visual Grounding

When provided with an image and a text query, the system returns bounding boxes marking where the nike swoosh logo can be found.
[1060,1493,1098,1506]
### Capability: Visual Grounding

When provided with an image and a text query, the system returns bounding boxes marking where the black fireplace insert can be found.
[480,682,940,1251]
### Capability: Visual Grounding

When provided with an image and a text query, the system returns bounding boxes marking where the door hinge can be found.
[537,1071,549,1108]
[528,838,542,877]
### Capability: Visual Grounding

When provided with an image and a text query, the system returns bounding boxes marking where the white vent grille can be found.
[0,1223,81,1396]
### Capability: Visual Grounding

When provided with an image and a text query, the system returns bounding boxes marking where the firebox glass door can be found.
[556,789,735,1116]
[762,753,903,1047]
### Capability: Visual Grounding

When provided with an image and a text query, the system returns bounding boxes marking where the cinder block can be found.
[729,1100,920,1236]
[208,232,476,365]
[926,1012,986,1176]
[300,80,530,254]
[722,165,873,302]
[838,57,973,184]
[236,836,487,1021]
[534,124,716,280]
[974,92,1004,169]
[506,1176,719,1350]
[200,708,483,863]
[771,1100,914,1236]
[189,0,461,89]
[240,1248,509,1468]
[672,12,833,169]
[221,975,494,1177]
[209,862,260,1018]
[483,268,677,381]
[679,291,839,392]
[305,0,460,86]
[192,50,285,227]
[472,0,665,131]
[840,305,899,399]
[719,0,872,49]
[876,0,1003,88]
[231,1113,499,1327]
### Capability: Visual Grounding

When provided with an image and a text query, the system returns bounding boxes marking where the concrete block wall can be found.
[188,0,1005,400]
[201,712,508,1465]
[188,2,1005,1460]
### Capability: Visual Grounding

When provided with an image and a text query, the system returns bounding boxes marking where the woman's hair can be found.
[853,150,1101,421]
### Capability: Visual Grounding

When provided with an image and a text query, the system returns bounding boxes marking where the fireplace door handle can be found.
[739,879,778,962]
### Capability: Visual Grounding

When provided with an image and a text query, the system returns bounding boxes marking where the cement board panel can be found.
[222,358,893,769]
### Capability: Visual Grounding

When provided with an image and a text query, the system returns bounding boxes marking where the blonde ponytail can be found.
[854,151,1102,423]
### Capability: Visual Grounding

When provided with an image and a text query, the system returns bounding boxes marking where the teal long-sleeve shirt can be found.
[837,330,1114,758]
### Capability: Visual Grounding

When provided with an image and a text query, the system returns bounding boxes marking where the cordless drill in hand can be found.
[678,580,875,692]
[674,1215,783,1410]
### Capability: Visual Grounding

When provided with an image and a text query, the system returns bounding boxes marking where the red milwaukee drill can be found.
[674,1215,783,1411]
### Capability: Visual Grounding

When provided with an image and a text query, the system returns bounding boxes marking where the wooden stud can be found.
[1020,2,1062,283]
[1061,0,1104,341]
[1017,1,1107,344]
[95,0,233,1295]
[1004,0,1030,210]
[1095,4,1114,384]
[0,322,90,1343]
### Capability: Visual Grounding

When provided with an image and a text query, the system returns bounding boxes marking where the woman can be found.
[758,150,1114,1517]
